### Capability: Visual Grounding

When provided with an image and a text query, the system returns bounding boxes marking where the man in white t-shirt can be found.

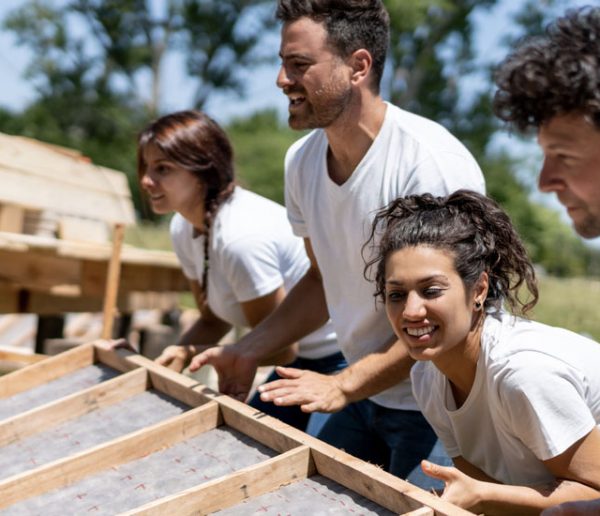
[191,0,484,488]
[494,6,600,515]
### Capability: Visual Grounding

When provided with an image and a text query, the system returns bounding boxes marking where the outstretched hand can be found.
[155,345,190,372]
[92,338,136,352]
[421,460,484,511]
[257,366,348,413]
[189,345,258,402]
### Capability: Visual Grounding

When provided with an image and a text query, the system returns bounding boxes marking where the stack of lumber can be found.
[0,344,469,515]
[0,132,187,315]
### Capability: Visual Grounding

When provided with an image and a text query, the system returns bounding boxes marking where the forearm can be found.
[336,337,413,403]
[236,268,329,361]
[177,317,232,354]
[478,480,600,515]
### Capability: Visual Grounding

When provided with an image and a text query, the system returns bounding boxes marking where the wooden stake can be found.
[101,223,125,339]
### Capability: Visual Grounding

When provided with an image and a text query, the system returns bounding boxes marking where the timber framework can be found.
[0,344,469,515]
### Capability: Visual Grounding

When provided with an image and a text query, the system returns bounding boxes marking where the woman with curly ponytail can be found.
[135,110,344,433]
[364,190,600,513]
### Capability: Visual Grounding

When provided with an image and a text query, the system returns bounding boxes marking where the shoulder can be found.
[285,130,326,169]
[483,316,592,401]
[169,213,192,240]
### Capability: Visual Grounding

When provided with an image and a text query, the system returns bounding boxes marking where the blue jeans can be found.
[317,398,451,490]
[249,351,347,436]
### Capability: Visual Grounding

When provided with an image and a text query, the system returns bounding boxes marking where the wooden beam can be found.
[0,349,46,365]
[0,249,82,291]
[401,508,435,516]
[0,343,95,398]
[0,204,24,233]
[0,368,148,445]
[0,402,220,509]
[122,446,314,516]
[0,132,135,225]
[311,449,471,516]
[101,224,125,339]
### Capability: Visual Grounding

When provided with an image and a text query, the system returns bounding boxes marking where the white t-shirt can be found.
[170,186,339,359]
[411,313,600,486]
[285,102,485,409]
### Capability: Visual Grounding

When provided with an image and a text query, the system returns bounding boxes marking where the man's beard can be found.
[287,79,352,130]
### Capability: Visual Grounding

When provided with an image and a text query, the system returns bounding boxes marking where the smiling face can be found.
[140,143,205,223]
[537,113,600,238]
[276,17,353,130]
[384,246,486,367]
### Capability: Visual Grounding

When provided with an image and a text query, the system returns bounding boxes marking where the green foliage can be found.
[533,276,600,341]
[0,0,274,220]
[227,110,302,205]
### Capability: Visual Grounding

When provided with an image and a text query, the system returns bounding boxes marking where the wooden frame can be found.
[0,344,469,515]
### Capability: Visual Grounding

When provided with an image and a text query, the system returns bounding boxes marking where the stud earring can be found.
[474,301,482,310]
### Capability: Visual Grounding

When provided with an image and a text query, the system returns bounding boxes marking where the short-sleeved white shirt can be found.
[284,102,485,409]
[170,186,339,359]
[411,313,600,485]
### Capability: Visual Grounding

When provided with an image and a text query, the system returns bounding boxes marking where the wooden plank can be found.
[121,445,314,516]
[401,507,435,516]
[0,402,220,509]
[218,400,304,454]
[0,133,135,225]
[93,345,141,374]
[95,347,213,408]
[0,248,82,291]
[0,349,46,365]
[0,204,24,233]
[58,216,109,243]
[102,224,125,339]
[0,343,95,398]
[311,449,471,516]
[0,368,148,446]
[82,260,188,297]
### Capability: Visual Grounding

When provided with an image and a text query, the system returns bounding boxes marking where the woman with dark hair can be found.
[365,190,600,513]
[138,110,345,432]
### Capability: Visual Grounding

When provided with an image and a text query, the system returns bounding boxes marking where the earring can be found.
[474,301,482,310]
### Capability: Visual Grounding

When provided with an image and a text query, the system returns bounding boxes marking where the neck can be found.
[180,203,206,234]
[325,94,386,185]
[434,313,485,408]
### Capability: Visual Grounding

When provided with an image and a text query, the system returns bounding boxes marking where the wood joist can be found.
[0,344,470,515]
[0,231,188,315]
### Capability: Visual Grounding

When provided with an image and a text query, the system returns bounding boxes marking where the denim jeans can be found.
[248,351,347,435]
[316,398,451,490]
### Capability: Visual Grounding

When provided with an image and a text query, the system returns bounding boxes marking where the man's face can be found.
[276,17,352,130]
[538,113,600,238]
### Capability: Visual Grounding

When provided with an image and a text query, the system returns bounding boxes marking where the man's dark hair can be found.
[276,0,389,93]
[494,6,600,132]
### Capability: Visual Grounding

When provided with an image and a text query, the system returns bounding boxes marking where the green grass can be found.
[531,276,600,341]
[124,221,173,251]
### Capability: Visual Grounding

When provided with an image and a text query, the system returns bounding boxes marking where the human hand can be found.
[421,460,484,511]
[188,345,258,402]
[92,338,136,352]
[542,499,600,516]
[257,367,349,413]
[155,345,190,372]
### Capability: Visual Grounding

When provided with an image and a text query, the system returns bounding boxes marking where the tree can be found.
[1,0,275,217]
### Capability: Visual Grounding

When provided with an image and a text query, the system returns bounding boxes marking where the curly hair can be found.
[363,190,538,316]
[493,6,600,131]
[276,0,389,93]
